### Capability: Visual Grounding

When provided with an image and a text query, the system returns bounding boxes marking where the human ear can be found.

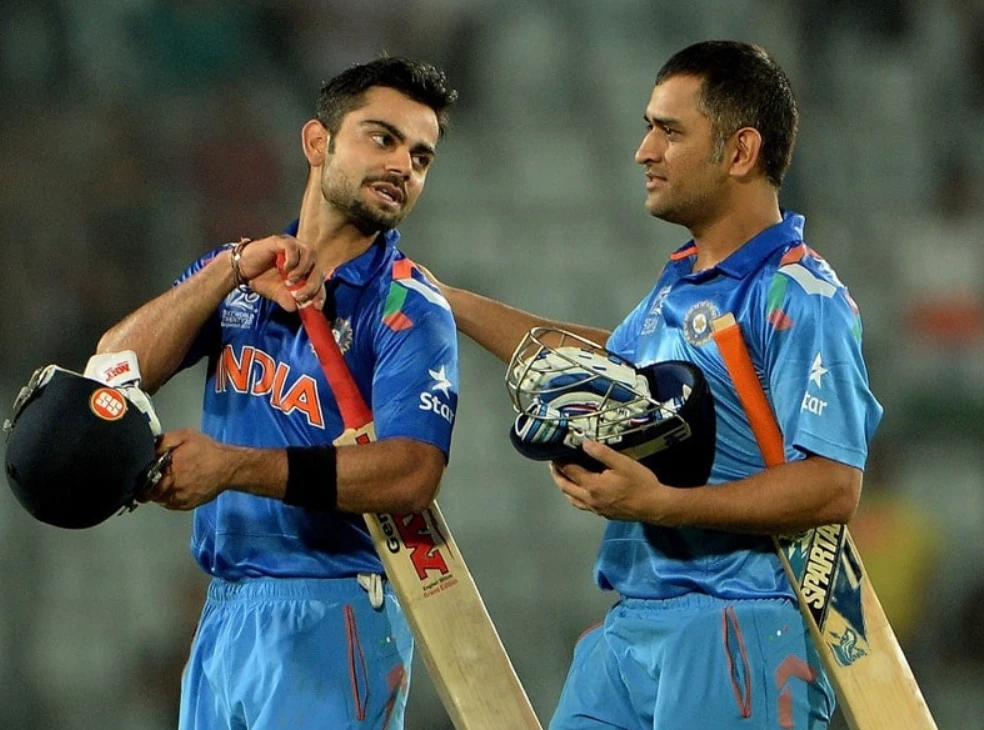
[730,127,763,178]
[301,120,328,167]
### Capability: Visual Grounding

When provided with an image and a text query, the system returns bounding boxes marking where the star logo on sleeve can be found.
[428,365,453,397]
[809,353,828,389]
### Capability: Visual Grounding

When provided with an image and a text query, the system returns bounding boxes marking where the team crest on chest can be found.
[332,317,353,354]
[682,301,719,346]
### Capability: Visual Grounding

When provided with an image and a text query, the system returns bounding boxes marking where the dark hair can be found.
[316,56,458,139]
[655,41,798,187]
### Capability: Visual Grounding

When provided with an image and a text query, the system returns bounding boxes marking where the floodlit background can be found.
[2,1,982,728]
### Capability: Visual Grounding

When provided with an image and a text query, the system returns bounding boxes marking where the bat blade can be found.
[776,525,936,729]
[362,505,542,729]
[333,423,376,447]
[279,257,542,729]
[711,313,937,730]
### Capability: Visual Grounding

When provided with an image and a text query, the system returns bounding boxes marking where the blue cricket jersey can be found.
[602,211,883,600]
[175,226,459,580]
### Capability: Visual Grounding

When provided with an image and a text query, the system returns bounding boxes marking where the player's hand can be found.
[550,439,682,524]
[237,234,327,311]
[414,262,448,297]
[143,428,234,510]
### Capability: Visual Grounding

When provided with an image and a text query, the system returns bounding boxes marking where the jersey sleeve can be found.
[762,255,883,469]
[606,294,651,361]
[369,269,459,458]
[173,246,227,371]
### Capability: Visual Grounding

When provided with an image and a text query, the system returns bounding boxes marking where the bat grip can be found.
[276,251,373,428]
[710,315,785,467]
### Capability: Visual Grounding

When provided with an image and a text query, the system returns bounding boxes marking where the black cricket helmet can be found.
[3,365,168,529]
[506,328,715,487]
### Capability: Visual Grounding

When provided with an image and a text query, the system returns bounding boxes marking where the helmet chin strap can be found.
[124,449,173,514]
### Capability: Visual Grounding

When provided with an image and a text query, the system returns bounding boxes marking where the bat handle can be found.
[275,252,373,429]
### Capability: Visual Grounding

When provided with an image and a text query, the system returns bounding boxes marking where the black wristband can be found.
[283,445,338,511]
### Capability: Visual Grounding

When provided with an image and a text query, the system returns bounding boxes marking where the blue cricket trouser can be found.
[179,577,413,730]
[551,594,835,730]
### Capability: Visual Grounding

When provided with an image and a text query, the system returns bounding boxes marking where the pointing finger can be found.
[551,460,593,484]
[581,439,634,470]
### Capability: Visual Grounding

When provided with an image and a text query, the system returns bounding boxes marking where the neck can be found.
[296,174,381,276]
[690,187,782,272]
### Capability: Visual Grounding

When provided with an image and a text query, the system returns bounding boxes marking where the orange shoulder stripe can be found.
[392,258,415,280]
[779,243,808,268]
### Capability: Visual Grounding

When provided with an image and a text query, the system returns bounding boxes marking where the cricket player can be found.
[95,57,459,730]
[429,41,882,729]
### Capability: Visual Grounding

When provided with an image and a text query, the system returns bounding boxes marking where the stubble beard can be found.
[647,147,728,229]
[647,189,702,229]
[321,166,404,236]
[646,177,721,231]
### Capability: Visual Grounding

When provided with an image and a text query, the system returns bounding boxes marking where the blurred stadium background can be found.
[1,0,982,728]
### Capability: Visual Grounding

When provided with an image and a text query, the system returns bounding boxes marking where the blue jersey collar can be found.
[283,220,401,287]
[669,211,805,279]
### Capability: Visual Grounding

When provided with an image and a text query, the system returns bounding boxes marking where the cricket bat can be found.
[710,313,937,730]
[278,255,543,730]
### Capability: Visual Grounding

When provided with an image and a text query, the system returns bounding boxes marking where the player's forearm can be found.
[663,456,862,534]
[97,251,236,393]
[335,439,444,514]
[443,285,610,363]
[224,439,443,513]
[225,445,289,499]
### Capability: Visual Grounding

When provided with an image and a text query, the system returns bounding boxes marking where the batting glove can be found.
[84,351,162,436]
